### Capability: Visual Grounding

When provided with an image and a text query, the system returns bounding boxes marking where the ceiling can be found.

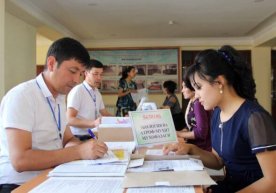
[5,0,276,44]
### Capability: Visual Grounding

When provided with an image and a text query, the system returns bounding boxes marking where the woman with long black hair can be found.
[164,45,276,193]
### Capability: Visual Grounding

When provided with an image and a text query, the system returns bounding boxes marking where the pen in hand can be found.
[88,128,109,156]
[88,129,97,140]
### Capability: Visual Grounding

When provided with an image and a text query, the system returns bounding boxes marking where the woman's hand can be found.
[176,130,187,138]
[163,142,192,155]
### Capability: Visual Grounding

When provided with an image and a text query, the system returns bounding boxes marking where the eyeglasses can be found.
[92,73,103,77]
[87,72,103,77]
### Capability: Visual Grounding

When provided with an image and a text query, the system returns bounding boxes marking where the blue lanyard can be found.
[82,83,96,103]
[82,83,97,120]
[36,80,62,139]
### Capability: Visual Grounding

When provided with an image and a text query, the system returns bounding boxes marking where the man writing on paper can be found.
[67,59,112,141]
[0,38,108,193]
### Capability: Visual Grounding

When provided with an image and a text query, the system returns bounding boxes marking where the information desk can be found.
[12,169,204,193]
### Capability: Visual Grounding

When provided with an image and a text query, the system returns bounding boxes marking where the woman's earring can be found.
[219,85,223,94]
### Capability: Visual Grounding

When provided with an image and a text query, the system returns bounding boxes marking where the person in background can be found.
[163,45,276,193]
[0,37,108,193]
[67,59,112,141]
[161,80,185,131]
[177,67,212,151]
[116,66,137,117]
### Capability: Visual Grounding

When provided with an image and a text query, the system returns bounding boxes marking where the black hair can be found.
[182,66,195,91]
[163,80,177,94]
[120,66,135,81]
[189,45,256,101]
[86,59,104,70]
[45,37,90,69]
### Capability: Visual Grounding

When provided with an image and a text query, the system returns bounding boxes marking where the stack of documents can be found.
[123,149,216,189]
[49,150,130,177]
[106,141,136,153]
[29,177,124,193]
[127,186,196,193]
[97,117,134,142]
[127,159,204,173]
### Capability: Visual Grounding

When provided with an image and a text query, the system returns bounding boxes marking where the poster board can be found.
[88,48,180,93]
[129,109,178,146]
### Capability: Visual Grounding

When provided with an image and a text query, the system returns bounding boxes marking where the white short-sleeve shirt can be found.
[0,74,67,185]
[67,81,105,135]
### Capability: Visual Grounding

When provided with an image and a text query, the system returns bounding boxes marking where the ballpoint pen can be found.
[88,129,97,140]
[88,128,110,156]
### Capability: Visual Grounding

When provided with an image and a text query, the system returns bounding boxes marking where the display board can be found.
[88,48,180,93]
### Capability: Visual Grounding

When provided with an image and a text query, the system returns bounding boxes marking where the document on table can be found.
[127,186,195,193]
[29,177,124,193]
[106,141,136,153]
[146,149,175,156]
[101,116,131,124]
[48,152,130,177]
[128,158,144,168]
[58,150,123,165]
[127,159,204,173]
[49,163,128,177]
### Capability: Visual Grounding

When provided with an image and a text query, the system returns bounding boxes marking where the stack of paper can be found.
[29,177,124,193]
[122,171,216,188]
[97,117,134,142]
[127,186,195,193]
[106,141,136,153]
[49,150,130,177]
[127,159,204,173]
[101,116,132,126]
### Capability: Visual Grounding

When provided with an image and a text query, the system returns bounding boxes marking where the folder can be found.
[122,170,216,188]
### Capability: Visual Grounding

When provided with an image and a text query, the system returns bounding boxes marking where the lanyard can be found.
[82,83,97,120]
[36,80,62,139]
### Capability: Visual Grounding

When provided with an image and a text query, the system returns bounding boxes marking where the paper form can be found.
[146,149,175,156]
[128,158,144,168]
[29,177,124,193]
[127,159,204,173]
[60,150,119,165]
[127,186,195,193]
[131,88,148,104]
[106,141,136,153]
[101,116,131,125]
[48,162,128,177]
[113,149,125,160]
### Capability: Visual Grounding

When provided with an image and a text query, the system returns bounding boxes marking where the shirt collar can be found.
[83,80,98,92]
[36,73,65,102]
[36,73,52,98]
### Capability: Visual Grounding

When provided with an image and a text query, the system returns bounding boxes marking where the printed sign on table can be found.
[129,109,178,146]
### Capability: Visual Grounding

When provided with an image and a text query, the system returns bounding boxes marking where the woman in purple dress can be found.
[177,69,212,151]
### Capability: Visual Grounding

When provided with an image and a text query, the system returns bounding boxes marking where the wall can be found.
[0,0,5,100]
[5,12,36,92]
[252,47,271,112]
[36,44,50,65]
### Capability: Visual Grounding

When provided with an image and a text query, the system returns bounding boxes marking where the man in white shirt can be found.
[0,37,108,193]
[67,59,112,141]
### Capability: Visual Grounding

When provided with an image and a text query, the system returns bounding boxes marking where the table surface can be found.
[12,169,204,193]
[12,144,205,193]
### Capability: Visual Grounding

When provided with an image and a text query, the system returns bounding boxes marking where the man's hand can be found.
[78,140,108,160]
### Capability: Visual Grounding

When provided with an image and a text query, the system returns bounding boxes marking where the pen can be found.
[88,129,97,140]
[88,128,109,156]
